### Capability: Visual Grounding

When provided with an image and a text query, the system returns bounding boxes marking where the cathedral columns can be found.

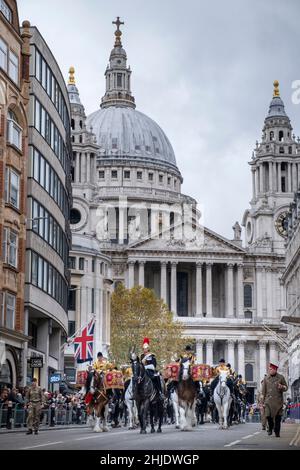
[266,267,273,318]
[269,340,278,365]
[206,339,214,365]
[75,152,80,183]
[138,261,145,287]
[86,153,91,183]
[237,339,245,378]
[268,162,273,192]
[237,263,244,318]
[160,261,167,304]
[259,340,267,381]
[252,168,256,199]
[227,339,235,371]
[171,262,177,315]
[196,339,204,363]
[226,263,234,318]
[206,263,213,318]
[277,163,281,193]
[256,267,263,318]
[292,162,297,192]
[288,163,292,192]
[128,261,135,288]
[196,262,203,317]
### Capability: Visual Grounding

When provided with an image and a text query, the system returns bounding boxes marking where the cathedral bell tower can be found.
[101,17,135,109]
[242,81,300,255]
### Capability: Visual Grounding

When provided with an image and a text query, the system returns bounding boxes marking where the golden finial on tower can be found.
[273,80,280,97]
[113,16,124,47]
[69,66,75,85]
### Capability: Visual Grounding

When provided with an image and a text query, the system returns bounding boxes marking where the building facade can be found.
[0,2,31,389]
[23,26,72,389]
[69,20,293,400]
[64,69,112,376]
[282,191,300,400]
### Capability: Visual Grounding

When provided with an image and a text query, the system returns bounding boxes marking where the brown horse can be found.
[88,370,109,433]
[177,358,198,431]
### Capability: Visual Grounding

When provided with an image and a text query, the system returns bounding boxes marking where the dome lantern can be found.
[101,17,136,109]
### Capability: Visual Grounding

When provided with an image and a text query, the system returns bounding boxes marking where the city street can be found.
[0,422,299,450]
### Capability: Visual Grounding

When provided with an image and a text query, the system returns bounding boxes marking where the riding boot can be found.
[267,417,274,435]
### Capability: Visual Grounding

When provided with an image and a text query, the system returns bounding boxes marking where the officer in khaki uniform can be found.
[26,378,44,435]
[261,363,288,437]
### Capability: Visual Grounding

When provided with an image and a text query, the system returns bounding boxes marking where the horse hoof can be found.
[157,428,162,433]
[151,428,155,434]
[175,425,180,429]
[94,428,102,433]
[140,430,147,434]
[103,427,109,432]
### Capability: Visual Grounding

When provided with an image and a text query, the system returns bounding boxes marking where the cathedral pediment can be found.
[126,223,245,254]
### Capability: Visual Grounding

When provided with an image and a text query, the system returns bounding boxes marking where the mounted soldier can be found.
[211,359,234,394]
[140,337,163,399]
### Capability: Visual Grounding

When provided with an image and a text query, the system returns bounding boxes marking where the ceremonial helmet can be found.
[143,337,150,351]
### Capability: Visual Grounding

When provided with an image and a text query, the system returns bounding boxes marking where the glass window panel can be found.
[6,293,15,330]
[39,156,45,188]
[44,212,49,243]
[35,99,41,132]
[31,252,38,286]
[43,260,48,292]
[35,49,41,81]
[41,107,46,138]
[42,59,46,89]
[45,161,50,192]
[10,170,19,208]
[0,37,8,71]
[8,50,19,84]
[38,256,43,289]
[48,265,53,295]
[0,1,12,23]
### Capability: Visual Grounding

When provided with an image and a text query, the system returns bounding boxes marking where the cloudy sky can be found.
[19,0,300,240]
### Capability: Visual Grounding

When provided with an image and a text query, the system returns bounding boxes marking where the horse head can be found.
[219,370,229,387]
[180,357,191,381]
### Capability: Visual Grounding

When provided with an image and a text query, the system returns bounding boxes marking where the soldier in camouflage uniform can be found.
[25,378,44,435]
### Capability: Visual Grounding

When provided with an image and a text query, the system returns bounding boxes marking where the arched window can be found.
[245,363,253,381]
[244,284,253,308]
[270,131,274,141]
[79,120,83,129]
[7,110,22,150]
[279,147,284,154]
[71,118,75,130]
[289,146,292,155]
[279,130,284,142]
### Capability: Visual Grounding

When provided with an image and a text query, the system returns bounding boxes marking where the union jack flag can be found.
[74,319,95,363]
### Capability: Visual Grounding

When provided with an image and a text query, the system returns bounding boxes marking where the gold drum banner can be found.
[76,371,87,386]
[191,364,212,382]
[164,363,180,381]
[105,371,124,390]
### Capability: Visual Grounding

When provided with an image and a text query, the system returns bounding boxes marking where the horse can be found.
[130,351,165,434]
[177,358,198,431]
[196,381,210,425]
[168,384,180,429]
[213,370,232,429]
[124,378,138,429]
[87,370,109,433]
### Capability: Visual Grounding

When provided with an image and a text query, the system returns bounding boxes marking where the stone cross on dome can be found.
[113,17,124,47]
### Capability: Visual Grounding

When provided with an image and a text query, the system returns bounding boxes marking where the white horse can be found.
[213,370,232,429]
[169,387,180,429]
[177,359,197,431]
[124,378,138,429]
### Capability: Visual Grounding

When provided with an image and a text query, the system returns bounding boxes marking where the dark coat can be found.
[261,373,287,419]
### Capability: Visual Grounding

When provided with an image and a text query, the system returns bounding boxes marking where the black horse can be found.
[130,352,165,434]
[196,381,210,425]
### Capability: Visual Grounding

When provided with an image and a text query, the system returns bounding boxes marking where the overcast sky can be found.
[19,0,300,240]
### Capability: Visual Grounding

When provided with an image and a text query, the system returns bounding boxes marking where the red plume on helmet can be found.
[143,337,150,349]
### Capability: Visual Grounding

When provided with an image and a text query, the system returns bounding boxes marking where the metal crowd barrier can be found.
[0,403,88,429]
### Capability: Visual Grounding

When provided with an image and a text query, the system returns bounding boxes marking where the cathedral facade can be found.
[66,19,297,400]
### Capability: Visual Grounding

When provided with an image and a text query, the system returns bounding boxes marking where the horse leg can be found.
[223,403,229,429]
[157,401,163,433]
[191,401,197,427]
[139,402,147,434]
[173,395,180,429]
[150,404,155,433]
[94,410,102,433]
[126,401,133,429]
[102,404,109,432]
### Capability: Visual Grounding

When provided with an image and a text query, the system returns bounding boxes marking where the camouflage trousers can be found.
[27,403,41,431]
